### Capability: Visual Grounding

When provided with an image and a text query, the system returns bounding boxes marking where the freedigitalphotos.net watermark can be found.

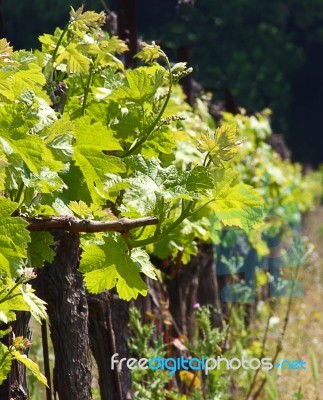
[111,353,306,375]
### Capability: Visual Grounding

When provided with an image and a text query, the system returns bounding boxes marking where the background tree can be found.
[135,0,323,165]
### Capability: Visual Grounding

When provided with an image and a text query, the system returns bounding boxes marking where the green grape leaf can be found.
[185,165,214,192]
[0,280,30,320]
[0,63,46,101]
[68,200,94,219]
[0,327,12,339]
[47,134,74,161]
[73,148,125,203]
[27,232,56,268]
[123,155,179,215]
[79,236,153,300]
[135,42,161,63]
[39,28,62,51]
[0,71,12,101]
[115,278,147,302]
[72,116,125,203]
[0,103,37,137]
[0,122,65,193]
[20,284,47,324]
[108,102,142,143]
[130,248,156,280]
[109,66,164,104]
[152,217,211,263]
[124,156,213,217]
[14,59,46,85]
[42,118,75,161]
[0,198,30,277]
[69,6,105,32]
[210,180,264,234]
[103,173,130,203]
[0,344,12,385]
[55,43,91,74]
[197,125,241,165]
[0,311,8,324]
[42,116,75,140]
[69,200,110,220]
[0,279,24,323]
[0,147,7,191]
[82,265,118,295]
[0,108,64,176]
[142,126,176,157]
[12,350,48,386]
[34,103,57,133]
[74,117,122,150]
[59,163,92,204]
[5,137,63,174]
[0,310,16,323]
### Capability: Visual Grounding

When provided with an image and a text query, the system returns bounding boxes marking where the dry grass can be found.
[275,207,323,399]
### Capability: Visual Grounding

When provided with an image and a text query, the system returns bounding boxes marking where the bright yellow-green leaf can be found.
[0,39,14,65]
[27,231,56,268]
[69,6,105,32]
[109,66,164,104]
[210,180,264,234]
[197,125,241,165]
[19,284,47,324]
[12,351,48,386]
[0,198,30,277]
[0,147,7,191]
[79,236,155,300]
[0,344,12,385]
[135,41,161,63]
[72,116,125,203]
[55,43,91,74]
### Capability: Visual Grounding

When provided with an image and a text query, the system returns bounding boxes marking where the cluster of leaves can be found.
[0,6,265,302]
[0,7,270,387]
[213,110,323,258]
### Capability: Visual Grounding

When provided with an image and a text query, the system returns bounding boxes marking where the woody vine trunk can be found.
[36,231,92,400]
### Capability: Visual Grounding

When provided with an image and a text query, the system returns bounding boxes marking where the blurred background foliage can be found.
[1,0,323,165]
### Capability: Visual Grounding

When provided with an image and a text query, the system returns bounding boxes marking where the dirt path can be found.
[276,207,323,399]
